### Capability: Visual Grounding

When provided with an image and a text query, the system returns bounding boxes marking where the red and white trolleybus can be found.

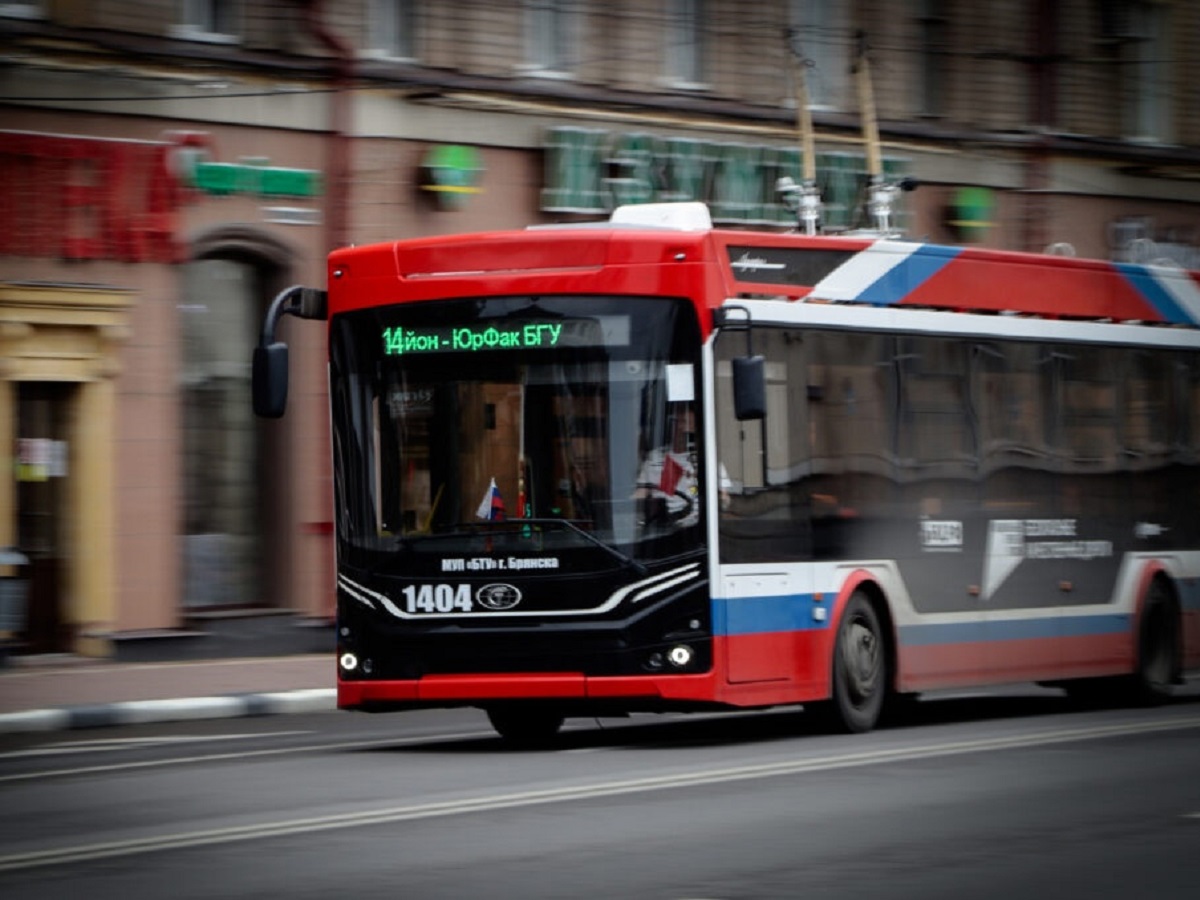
[254,201,1200,743]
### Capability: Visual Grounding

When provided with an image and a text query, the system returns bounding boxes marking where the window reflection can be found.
[716,326,1200,565]
[180,258,259,608]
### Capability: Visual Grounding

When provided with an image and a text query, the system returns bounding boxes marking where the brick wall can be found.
[91,0,171,36]
[22,0,1200,151]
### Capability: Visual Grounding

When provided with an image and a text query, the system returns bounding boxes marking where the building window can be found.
[0,2,45,19]
[171,0,240,43]
[365,0,418,60]
[180,258,261,608]
[790,0,850,109]
[917,0,949,116]
[665,0,706,88]
[525,0,580,76]
[1101,0,1172,142]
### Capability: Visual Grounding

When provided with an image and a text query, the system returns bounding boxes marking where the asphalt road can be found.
[1,687,1198,899]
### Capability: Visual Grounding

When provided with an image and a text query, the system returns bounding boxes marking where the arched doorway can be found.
[181,229,295,614]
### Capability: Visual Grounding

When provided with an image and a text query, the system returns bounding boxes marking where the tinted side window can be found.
[715,327,897,563]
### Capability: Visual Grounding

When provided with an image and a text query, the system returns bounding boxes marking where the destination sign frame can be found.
[382,316,630,356]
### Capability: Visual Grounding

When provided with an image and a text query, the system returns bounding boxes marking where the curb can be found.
[0,688,337,735]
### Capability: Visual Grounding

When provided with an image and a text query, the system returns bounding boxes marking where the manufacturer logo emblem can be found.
[476,583,522,611]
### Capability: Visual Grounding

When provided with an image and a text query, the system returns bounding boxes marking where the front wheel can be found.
[485,705,565,748]
[813,592,887,733]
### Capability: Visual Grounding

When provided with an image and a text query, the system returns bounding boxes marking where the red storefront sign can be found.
[0,131,211,263]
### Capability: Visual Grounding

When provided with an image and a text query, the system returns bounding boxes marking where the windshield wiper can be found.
[517,517,647,576]
[392,518,646,575]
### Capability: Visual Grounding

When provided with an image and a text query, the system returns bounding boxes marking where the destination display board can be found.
[382,316,630,356]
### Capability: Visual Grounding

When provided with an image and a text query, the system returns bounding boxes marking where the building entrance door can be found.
[15,382,75,652]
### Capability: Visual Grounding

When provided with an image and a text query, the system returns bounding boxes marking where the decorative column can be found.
[0,283,132,657]
[0,370,12,555]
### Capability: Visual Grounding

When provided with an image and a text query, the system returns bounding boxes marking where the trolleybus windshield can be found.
[329,295,706,569]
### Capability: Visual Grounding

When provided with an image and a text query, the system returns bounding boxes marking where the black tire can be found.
[485,705,565,748]
[1062,677,1115,709]
[815,591,887,733]
[881,690,922,727]
[1133,580,1180,705]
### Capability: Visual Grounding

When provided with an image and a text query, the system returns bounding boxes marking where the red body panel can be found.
[906,251,1163,320]
[1186,611,1200,668]
[338,632,837,711]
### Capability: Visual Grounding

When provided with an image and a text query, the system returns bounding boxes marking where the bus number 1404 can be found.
[401,584,472,613]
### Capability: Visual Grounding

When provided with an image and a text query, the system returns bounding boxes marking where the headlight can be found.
[667,644,694,668]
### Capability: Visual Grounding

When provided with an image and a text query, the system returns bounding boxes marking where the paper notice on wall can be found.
[16,439,67,481]
[48,440,68,478]
[16,438,48,482]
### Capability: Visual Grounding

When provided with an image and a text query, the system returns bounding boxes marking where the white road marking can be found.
[0,731,314,758]
[0,731,496,784]
[0,715,1197,872]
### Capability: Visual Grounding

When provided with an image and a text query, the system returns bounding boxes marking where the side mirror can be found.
[251,285,325,419]
[732,355,766,421]
[252,343,289,418]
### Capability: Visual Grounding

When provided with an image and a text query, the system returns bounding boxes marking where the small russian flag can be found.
[659,453,685,496]
[476,477,506,521]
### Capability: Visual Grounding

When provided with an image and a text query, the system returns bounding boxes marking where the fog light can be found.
[668,644,694,668]
[340,652,359,672]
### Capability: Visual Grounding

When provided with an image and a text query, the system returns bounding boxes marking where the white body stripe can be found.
[1152,267,1200,324]
[722,296,1200,349]
[810,240,923,301]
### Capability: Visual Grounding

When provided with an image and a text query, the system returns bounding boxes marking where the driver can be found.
[634,404,699,527]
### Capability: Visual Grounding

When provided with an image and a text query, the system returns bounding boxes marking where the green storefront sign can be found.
[541,126,909,229]
[191,158,322,198]
[421,145,484,209]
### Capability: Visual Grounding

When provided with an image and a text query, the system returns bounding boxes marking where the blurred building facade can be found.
[1,0,1198,658]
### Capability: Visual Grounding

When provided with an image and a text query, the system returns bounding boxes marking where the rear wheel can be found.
[485,705,565,748]
[1133,580,1179,705]
[1065,580,1181,709]
[812,591,887,733]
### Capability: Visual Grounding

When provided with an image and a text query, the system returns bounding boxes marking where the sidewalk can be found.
[0,654,335,734]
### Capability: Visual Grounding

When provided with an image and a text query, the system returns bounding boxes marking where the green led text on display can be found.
[383,323,564,356]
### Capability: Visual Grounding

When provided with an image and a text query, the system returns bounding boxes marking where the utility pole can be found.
[853,30,914,235]
[854,30,884,184]
[779,28,823,234]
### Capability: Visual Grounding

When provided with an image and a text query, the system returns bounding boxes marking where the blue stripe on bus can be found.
[1114,263,1194,325]
[713,594,829,636]
[897,621,984,646]
[901,614,1130,647]
[855,244,961,306]
[716,594,1132,645]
